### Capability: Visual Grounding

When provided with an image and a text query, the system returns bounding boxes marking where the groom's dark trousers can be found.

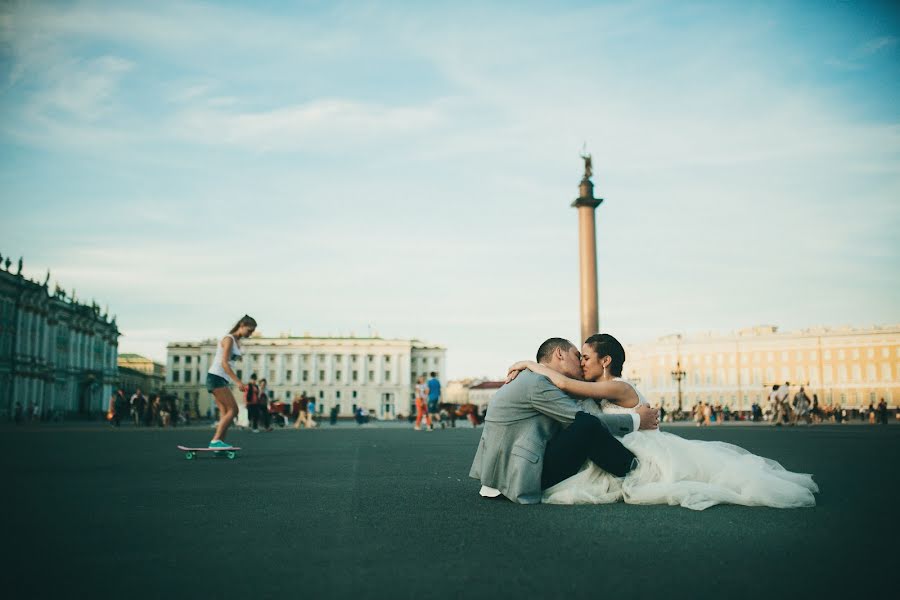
[541,411,636,489]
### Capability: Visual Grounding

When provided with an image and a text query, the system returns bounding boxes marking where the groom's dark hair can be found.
[536,338,575,364]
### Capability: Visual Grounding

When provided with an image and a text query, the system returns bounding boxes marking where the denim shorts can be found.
[206,373,230,393]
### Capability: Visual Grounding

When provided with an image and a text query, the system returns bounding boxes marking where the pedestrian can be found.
[257,378,273,432]
[112,389,126,427]
[206,315,256,449]
[414,375,433,431]
[14,401,23,425]
[245,374,262,432]
[878,398,888,425]
[426,371,442,427]
[694,402,704,426]
[793,387,811,425]
[811,394,820,424]
[307,397,317,428]
[130,388,146,426]
[329,405,338,425]
[293,392,309,429]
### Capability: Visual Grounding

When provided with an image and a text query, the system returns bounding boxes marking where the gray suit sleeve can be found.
[531,376,636,435]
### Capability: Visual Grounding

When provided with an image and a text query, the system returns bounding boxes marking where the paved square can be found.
[5,423,896,599]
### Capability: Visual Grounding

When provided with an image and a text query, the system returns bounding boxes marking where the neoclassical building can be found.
[166,334,446,419]
[624,324,900,412]
[0,255,119,419]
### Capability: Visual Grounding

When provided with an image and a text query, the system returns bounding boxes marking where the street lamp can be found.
[671,361,686,414]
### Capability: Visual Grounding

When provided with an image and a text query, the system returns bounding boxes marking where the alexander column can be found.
[572,153,603,344]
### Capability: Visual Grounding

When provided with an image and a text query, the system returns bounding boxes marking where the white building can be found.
[166,334,446,419]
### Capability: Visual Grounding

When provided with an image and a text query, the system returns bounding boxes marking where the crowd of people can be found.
[682,382,896,426]
[107,387,193,428]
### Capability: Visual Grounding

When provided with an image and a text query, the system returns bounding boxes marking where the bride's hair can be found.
[584,333,625,376]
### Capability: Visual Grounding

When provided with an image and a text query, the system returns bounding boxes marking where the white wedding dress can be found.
[542,379,819,510]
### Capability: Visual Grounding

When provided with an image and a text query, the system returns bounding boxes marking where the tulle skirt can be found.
[542,430,819,510]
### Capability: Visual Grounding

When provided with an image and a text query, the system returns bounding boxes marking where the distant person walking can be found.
[256,378,273,432]
[293,393,309,429]
[245,374,262,432]
[426,371,441,426]
[307,397,318,428]
[414,375,433,431]
[130,388,146,427]
[878,398,889,425]
[792,387,811,425]
[206,315,257,449]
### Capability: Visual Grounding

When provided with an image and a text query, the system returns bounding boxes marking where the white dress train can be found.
[542,379,819,511]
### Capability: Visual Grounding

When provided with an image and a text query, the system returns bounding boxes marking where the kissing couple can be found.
[469,334,819,510]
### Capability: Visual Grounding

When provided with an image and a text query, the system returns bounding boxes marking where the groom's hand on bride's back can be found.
[636,404,660,430]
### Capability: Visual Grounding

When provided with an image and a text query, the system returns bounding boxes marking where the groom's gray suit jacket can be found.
[468,370,636,504]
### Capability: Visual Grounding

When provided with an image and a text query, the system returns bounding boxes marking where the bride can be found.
[507,333,819,511]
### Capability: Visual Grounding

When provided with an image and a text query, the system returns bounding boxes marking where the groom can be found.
[469,337,659,504]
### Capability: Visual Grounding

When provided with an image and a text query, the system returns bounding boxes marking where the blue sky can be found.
[2,0,898,379]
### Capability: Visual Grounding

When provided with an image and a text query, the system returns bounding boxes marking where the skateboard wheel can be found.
[185,452,194,460]
[227,451,236,460]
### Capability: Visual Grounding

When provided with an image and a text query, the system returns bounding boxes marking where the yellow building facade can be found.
[624,325,900,412]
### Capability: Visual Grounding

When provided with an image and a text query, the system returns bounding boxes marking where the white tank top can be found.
[208,334,242,380]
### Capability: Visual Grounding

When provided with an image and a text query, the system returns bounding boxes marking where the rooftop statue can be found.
[581,153,592,180]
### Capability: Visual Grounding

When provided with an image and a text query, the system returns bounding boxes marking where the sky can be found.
[1,0,898,379]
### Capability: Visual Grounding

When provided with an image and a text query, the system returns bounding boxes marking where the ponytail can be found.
[229,314,257,335]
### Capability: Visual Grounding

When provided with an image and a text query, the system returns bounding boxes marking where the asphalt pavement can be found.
[4,421,897,600]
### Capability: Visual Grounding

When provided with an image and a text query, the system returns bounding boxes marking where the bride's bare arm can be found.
[506,360,639,408]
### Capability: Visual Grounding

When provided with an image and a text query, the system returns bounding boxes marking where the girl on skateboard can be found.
[206,315,257,449]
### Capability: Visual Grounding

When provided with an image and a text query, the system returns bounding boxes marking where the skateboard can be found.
[177,445,241,460]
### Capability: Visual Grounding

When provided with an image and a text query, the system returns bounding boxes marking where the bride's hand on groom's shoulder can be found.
[505,360,536,383]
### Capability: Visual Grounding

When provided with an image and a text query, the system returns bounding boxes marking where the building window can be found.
[336,370,342,382]
[368,354,374,362]
[384,371,391,381]
[286,370,292,382]
[369,370,375,380]
[174,356,180,364]
[837,350,845,360]
[319,370,325,381]
[173,371,180,382]
[851,349,859,359]
[302,370,309,382]
[319,391,324,399]
[185,356,192,364]
[352,370,358,382]
[184,370,191,383]
[882,364,891,381]
[336,391,341,399]
[867,348,874,359]
[352,390,357,398]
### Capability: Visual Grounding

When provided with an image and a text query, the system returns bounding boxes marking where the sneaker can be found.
[251,429,259,433]
[414,426,421,431]
[208,440,231,449]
